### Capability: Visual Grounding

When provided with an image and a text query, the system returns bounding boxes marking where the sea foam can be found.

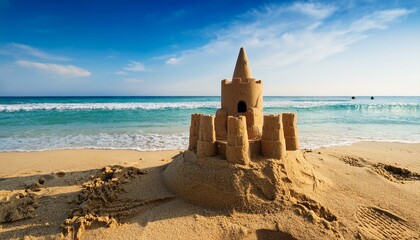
[0,132,190,152]
[0,102,221,112]
[1,101,419,112]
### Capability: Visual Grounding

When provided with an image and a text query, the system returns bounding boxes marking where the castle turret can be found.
[282,113,300,150]
[196,115,216,157]
[261,114,286,159]
[215,48,263,140]
[188,113,202,151]
[226,116,250,165]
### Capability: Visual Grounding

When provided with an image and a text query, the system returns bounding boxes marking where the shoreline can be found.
[1,139,419,154]
[0,149,181,178]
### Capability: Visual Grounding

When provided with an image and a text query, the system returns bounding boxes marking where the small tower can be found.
[226,116,250,165]
[215,48,263,140]
[196,115,216,157]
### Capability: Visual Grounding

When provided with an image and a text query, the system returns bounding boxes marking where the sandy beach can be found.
[0,142,419,239]
[2,0,420,239]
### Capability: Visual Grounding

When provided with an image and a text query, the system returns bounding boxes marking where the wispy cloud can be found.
[289,2,336,19]
[350,8,415,32]
[2,43,71,61]
[166,57,182,65]
[125,78,143,83]
[16,60,91,77]
[123,61,146,72]
[164,3,414,70]
[115,71,128,75]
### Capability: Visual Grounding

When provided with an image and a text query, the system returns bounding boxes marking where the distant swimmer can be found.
[351,96,356,99]
[371,96,374,100]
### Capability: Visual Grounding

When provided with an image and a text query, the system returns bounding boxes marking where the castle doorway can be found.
[238,101,247,113]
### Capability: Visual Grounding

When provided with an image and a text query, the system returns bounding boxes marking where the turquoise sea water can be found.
[0,96,419,151]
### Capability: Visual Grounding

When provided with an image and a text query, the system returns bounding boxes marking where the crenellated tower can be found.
[187,47,300,163]
[215,48,263,140]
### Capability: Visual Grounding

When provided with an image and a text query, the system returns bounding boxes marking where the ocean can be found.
[0,96,419,152]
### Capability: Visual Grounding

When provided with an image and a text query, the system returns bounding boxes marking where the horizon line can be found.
[1,95,419,98]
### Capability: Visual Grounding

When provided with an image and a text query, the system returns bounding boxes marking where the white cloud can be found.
[289,2,336,19]
[5,43,71,61]
[125,78,143,83]
[306,21,323,30]
[145,3,416,96]
[16,60,91,77]
[115,71,128,75]
[166,57,182,65]
[165,4,414,70]
[350,8,415,32]
[124,61,146,72]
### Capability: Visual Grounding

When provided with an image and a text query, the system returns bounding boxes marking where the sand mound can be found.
[0,191,38,223]
[163,150,330,214]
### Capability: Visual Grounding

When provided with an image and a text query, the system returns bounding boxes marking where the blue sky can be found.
[0,0,419,96]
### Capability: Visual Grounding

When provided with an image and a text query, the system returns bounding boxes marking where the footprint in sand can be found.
[0,192,39,223]
[356,206,418,239]
[339,156,366,167]
[373,163,420,183]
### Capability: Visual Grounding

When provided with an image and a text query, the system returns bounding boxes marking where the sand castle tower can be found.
[187,47,299,162]
[215,48,263,140]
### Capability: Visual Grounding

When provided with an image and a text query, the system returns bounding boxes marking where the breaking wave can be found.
[0,102,221,112]
[1,131,418,152]
[0,132,190,152]
[0,101,419,112]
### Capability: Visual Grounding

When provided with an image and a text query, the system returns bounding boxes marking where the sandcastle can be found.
[163,48,320,212]
[188,47,300,162]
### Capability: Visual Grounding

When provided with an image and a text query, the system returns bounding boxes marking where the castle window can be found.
[238,101,247,113]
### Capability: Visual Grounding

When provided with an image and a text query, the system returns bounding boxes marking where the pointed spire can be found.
[232,47,253,80]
